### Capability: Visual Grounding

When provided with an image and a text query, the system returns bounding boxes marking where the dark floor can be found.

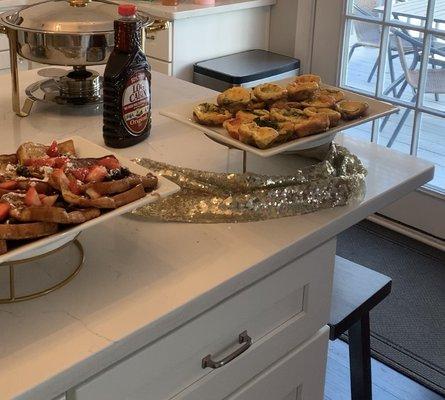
[324,340,444,400]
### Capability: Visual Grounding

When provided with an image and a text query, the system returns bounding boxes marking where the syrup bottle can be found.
[103,4,151,148]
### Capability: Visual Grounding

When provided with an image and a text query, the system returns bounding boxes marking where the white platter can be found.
[160,83,398,157]
[0,136,180,264]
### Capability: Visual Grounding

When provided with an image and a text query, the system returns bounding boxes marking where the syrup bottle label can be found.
[122,71,150,136]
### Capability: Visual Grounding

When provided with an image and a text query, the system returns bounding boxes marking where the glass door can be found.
[311,0,445,239]
[342,0,445,193]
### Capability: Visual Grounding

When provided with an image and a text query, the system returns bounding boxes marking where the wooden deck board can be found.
[345,45,445,189]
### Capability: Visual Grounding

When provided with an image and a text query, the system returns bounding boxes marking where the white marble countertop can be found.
[0,68,434,400]
[0,0,276,20]
[135,0,275,20]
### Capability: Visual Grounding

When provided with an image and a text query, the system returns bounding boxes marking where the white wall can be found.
[269,0,299,58]
[172,7,270,82]
[311,0,344,85]
[269,0,320,75]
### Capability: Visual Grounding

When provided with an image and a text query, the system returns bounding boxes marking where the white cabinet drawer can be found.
[0,34,9,51]
[144,21,172,62]
[148,57,172,76]
[226,327,329,400]
[0,50,9,70]
[74,240,335,400]
[171,318,330,400]
[0,50,35,72]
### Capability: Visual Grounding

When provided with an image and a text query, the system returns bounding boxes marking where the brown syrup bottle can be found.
[103,4,151,148]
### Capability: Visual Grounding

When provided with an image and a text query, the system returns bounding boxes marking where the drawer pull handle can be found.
[201,331,252,369]
[146,20,170,35]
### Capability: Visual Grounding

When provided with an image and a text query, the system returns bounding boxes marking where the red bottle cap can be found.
[118,4,137,17]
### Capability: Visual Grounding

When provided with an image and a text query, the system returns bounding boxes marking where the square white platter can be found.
[0,136,180,263]
[160,84,398,157]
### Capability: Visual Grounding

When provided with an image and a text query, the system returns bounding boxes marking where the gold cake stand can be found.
[0,236,85,304]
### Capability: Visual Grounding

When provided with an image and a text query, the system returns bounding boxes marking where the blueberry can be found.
[16,165,31,177]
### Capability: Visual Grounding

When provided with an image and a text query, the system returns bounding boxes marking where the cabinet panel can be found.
[0,35,9,51]
[0,50,41,74]
[148,57,172,76]
[171,319,329,400]
[0,50,9,70]
[226,327,329,400]
[74,240,334,400]
[144,22,172,62]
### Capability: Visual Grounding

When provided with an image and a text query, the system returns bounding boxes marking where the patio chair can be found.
[349,4,410,94]
[383,28,445,147]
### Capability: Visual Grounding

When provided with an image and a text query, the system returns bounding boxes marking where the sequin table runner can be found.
[133,144,367,223]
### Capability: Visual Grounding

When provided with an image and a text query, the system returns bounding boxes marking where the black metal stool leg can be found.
[348,312,372,400]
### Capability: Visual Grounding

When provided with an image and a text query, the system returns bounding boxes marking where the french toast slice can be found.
[16,140,76,164]
[0,222,58,240]
[0,154,18,177]
[84,174,157,196]
[10,206,101,224]
[61,184,146,209]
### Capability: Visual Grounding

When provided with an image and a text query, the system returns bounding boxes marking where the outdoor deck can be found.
[345,45,445,191]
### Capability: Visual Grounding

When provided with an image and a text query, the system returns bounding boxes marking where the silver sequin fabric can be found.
[133,144,367,223]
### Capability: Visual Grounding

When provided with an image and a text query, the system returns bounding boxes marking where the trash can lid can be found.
[194,49,300,85]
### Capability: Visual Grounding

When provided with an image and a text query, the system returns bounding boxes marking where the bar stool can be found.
[329,256,392,400]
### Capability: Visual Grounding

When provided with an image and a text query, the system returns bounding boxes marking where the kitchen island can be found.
[0,69,434,400]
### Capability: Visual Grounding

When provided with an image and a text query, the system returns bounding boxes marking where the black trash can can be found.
[193,49,300,92]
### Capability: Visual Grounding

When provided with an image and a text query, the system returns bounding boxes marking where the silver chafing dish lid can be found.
[1,0,151,34]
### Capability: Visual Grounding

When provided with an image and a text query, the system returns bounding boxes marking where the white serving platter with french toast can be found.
[159,82,398,157]
[0,136,179,264]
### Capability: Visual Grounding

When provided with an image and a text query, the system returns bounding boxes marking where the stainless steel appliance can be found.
[0,0,154,116]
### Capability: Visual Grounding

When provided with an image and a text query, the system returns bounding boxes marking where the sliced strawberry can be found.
[0,181,18,190]
[54,157,68,168]
[25,186,42,207]
[86,165,107,183]
[24,156,68,169]
[69,167,90,183]
[0,203,10,222]
[24,158,56,168]
[46,141,59,157]
[68,178,82,195]
[41,194,58,207]
[97,156,120,170]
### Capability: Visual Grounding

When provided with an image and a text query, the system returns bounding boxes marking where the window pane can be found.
[419,113,445,191]
[433,1,445,32]
[421,34,445,114]
[381,28,424,106]
[377,105,414,154]
[343,18,379,94]
[390,0,428,29]
[348,0,384,21]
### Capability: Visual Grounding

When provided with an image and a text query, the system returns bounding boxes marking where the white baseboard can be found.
[367,214,445,252]
[379,189,445,240]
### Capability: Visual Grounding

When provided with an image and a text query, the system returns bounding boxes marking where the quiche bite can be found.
[337,100,369,120]
[217,87,252,112]
[193,103,232,126]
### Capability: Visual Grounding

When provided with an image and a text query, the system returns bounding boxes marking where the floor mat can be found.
[336,220,445,396]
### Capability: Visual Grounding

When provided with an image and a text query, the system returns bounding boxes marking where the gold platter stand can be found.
[0,237,85,304]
